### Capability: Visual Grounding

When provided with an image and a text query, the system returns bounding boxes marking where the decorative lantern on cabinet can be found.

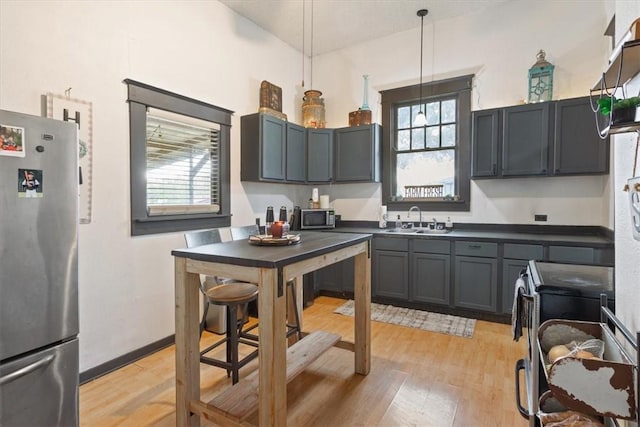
[528,49,554,103]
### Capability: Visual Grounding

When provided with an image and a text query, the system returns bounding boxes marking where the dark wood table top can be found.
[171,231,372,268]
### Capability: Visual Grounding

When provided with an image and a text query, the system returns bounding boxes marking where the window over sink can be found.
[381,75,472,212]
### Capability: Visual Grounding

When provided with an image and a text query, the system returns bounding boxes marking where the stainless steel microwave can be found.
[300,208,335,229]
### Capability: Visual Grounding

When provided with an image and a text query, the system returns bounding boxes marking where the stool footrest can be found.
[205,330,341,423]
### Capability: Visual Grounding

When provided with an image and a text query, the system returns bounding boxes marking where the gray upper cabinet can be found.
[241,114,383,184]
[553,97,609,175]
[307,128,333,182]
[471,109,500,177]
[286,123,306,182]
[502,102,550,176]
[471,97,608,179]
[241,113,286,182]
[334,124,381,182]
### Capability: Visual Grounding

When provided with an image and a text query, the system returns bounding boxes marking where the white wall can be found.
[0,0,624,372]
[0,0,310,371]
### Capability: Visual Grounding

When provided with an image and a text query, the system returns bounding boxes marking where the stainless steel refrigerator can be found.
[0,109,79,426]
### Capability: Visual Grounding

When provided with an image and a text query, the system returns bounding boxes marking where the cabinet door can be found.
[335,124,380,182]
[502,103,550,176]
[411,252,450,305]
[315,258,354,295]
[472,109,500,177]
[315,263,343,293]
[307,129,333,182]
[261,115,286,180]
[454,256,498,312]
[286,123,306,182]
[553,97,609,175]
[373,249,409,300]
[501,259,528,314]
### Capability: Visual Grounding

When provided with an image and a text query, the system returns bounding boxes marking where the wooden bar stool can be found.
[230,224,302,340]
[202,282,259,384]
[184,228,259,384]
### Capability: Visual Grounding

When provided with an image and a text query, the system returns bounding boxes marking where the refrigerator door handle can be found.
[0,354,55,385]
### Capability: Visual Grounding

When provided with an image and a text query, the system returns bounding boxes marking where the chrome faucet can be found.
[408,206,422,228]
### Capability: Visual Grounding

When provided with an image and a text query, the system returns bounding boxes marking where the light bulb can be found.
[414,111,427,126]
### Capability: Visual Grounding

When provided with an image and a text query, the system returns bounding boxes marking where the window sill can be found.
[386,199,470,212]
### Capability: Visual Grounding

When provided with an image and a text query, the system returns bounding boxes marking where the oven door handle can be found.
[518,269,534,301]
[514,358,530,420]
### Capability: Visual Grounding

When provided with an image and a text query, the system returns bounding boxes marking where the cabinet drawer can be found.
[503,243,543,260]
[548,245,594,264]
[374,237,409,252]
[455,241,497,258]
[413,239,450,255]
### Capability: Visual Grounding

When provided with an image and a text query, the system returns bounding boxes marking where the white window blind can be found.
[145,108,220,216]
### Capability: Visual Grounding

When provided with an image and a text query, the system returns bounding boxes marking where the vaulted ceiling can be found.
[219,0,513,56]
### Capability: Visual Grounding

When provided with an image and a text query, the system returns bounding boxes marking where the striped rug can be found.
[334,300,475,338]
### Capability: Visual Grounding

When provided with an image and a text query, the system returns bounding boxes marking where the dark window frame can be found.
[381,75,473,212]
[125,79,232,236]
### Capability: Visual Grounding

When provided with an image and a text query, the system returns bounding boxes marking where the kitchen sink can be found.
[384,228,451,234]
[415,227,451,234]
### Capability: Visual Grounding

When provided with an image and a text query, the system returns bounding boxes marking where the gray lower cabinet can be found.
[307,128,333,182]
[548,245,614,266]
[501,243,544,314]
[454,241,498,312]
[315,258,354,295]
[373,237,409,300]
[411,240,451,305]
[334,124,381,182]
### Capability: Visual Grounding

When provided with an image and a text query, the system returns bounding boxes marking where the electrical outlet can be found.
[534,214,547,222]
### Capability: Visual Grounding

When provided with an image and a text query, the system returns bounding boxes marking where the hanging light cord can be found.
[414,9,429,126]
[310,0,314,89]
[301,0,305,87]
[418,12,424,113]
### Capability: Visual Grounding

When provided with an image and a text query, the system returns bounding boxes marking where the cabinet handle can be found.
[492,164,497,175]
[468,244,482,249]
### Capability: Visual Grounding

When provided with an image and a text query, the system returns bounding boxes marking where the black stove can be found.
[527,260,615,323]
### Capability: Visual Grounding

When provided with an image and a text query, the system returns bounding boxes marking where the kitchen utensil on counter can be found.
[265,206,274,235]
[320,195,330,209]
[379,205,387,228]
[291,206,301,231]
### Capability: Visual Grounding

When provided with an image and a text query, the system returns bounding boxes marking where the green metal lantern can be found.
[528,50,554,103]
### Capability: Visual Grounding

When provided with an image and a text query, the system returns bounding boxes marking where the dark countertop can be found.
[172,231,372,268]
[327,225,613,248]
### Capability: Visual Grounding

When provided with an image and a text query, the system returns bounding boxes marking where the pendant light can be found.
[414,9,429,127]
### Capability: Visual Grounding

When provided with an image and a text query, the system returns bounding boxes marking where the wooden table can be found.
[172,231,372,426]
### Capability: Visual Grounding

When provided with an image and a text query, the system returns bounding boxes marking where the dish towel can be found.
[511,276,527,342]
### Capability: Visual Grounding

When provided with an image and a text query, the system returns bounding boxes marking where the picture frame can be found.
[45,93,93,224]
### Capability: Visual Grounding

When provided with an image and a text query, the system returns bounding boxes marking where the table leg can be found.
[258,268,287,426]
[174,257,201,427]
[353,250,371,375]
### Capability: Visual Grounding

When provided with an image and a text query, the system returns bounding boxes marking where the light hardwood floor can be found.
[80,296,528,426]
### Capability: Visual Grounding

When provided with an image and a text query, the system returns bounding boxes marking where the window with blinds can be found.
[126,78,232,236]
[145,109,220,216]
